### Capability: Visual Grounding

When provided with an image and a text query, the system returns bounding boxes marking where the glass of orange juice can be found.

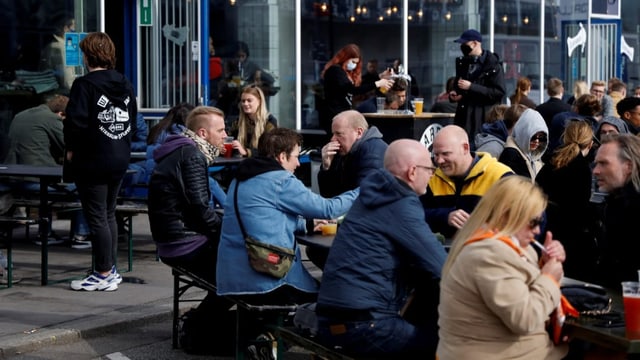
[321,220,337,236]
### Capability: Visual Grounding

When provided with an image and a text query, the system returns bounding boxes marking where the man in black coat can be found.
[148,106,235,355]
[535,77,572,128]
[449,29,506,140]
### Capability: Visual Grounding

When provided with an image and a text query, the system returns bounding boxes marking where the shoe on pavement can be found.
[70,234,92,249]
[111,265,123,284]
[70,271,118,291]
[246,333,276,360]
[33,232,66,246]
[0,268,21,285]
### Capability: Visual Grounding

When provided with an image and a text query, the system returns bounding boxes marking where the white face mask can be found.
[346,61,357,71]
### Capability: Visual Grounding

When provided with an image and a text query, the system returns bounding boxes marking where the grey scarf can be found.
[183,128,220,165]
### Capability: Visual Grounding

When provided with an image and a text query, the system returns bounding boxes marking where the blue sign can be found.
[65,32,87,67]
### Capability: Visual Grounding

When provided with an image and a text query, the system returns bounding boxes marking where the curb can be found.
[0,298,175,359]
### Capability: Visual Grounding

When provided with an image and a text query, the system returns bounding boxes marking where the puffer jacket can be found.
[148,135,221,246]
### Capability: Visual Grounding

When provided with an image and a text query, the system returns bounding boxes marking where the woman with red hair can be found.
[319,44,393,135]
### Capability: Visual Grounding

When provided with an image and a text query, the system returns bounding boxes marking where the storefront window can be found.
[0,0,99,135]
[138,0,296,129]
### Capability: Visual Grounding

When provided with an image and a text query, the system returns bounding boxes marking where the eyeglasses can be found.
[528,216,544,229]
[416,165,437,174]
[530,135,547,143]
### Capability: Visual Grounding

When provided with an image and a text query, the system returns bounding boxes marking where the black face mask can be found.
[460,44,473,56]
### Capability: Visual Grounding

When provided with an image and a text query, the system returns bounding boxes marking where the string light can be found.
[501,14,508,23]
[523,16,529,25]
[444,11,452,21]
[350,15,356,22]
[229,0,236,5]
[320,2,327,12]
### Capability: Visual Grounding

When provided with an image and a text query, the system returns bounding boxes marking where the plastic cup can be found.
[321,221,337,236]
[376,97,385,113]
[622,281,640,336]
[223,137,234,158]
[414,98,424,115]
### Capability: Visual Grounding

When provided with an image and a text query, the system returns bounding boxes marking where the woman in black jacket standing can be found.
[64,32,137,291]
[319,43,393,135]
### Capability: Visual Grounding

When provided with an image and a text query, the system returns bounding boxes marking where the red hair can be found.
[321,43,362,86]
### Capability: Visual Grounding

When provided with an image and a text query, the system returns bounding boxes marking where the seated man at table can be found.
[356,77,413,113]
[316,139,447,358]
[5,93,89,247]
[216,128,358,349]
[313,110,387,268]
[421,125,513,239]
[148,105,235,356]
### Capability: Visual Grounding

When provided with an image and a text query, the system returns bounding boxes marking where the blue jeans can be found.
[17,181,89,236]
[316,314,438,357]
[75,178,122,273]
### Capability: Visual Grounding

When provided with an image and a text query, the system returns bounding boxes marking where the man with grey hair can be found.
[317,139,447,358]
[593,133,640,287]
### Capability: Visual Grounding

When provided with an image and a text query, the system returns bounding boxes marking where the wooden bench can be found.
[0,216,38,288]
[170,265,298,359]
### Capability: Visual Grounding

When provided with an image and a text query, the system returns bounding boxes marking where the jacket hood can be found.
[351,126,384,153]
[359,168,415,208]
[153,135,195,161]
[597,116,630,136]
[479,120,508,140]
[83,69,133,102]
[475,132,505,150]
[236,156,284,181]
[510,109,548,160]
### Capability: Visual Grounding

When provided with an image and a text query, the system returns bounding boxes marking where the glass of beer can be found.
[414,97,424,115]
[622,281,640,337]
[223,137,234,158]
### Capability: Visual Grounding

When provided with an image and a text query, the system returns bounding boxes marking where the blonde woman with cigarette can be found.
[437,176,569,360]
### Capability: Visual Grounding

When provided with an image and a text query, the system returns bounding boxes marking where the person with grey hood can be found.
[498,109,548,181]
[596,115,629,141]
[475,104,527,158]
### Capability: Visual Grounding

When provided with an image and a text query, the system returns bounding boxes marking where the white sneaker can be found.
[111,265,123,284]
[70,271,118,291]
[70,235,92,249]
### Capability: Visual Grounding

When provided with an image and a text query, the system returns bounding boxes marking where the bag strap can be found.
[232,181,297,250]
[233,181,248,239]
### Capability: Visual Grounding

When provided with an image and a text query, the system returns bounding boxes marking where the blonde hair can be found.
[442,176,547,276]
[185,106,225,131]
[237,84,272,150]
[485,104,509,124]
[552,120,593,169]
[573,80,588,99]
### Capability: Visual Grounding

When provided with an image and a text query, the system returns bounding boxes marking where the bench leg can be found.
[117,214,134,273]
[0,225,14,289]
[172,272,180,349]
